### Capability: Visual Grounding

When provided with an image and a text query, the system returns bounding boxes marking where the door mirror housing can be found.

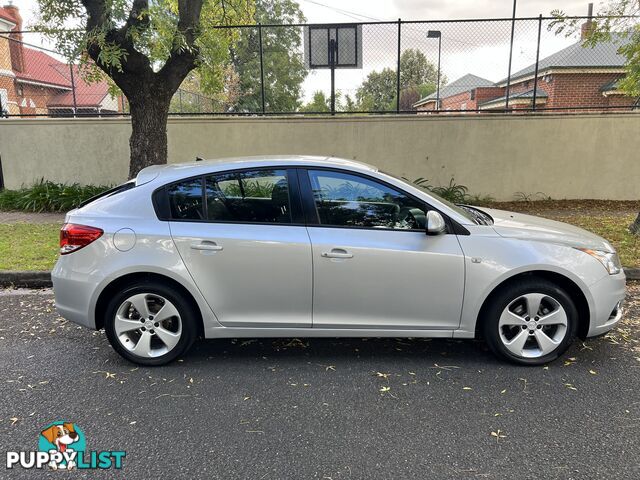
[426,210,446,235]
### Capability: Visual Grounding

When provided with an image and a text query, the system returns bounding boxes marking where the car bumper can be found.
[51,259,100,330]
[587,271,627,338]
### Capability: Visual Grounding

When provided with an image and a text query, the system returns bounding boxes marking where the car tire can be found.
[482,278,578,366]
[104,281,198,366]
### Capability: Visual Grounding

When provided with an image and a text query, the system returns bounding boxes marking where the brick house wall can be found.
[417,71,633,114]
[543,72,632,112]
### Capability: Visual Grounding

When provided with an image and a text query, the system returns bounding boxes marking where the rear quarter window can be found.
[167,178,204,220]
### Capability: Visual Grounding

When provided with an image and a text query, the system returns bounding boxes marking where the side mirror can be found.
[426,210,446,235]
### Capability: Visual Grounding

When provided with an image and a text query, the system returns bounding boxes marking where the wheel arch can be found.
[475,270,591,340]
[94,272,205,337]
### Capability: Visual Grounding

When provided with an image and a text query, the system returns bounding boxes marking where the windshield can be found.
[380,171,478,224]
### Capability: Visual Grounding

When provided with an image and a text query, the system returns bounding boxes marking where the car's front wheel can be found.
[482,278,578,365]
[104,282,198,366]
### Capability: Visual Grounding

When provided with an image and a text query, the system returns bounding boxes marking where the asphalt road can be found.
[0,285,638,479]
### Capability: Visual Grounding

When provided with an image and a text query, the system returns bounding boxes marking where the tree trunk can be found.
[127,93,172,179]
[630,212,640,235]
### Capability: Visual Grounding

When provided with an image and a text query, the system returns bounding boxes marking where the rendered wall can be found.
[0,113,637,201]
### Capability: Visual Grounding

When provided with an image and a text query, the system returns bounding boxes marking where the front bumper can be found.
[586,271,627,337]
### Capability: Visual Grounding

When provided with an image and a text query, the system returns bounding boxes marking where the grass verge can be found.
[0,224,60,271]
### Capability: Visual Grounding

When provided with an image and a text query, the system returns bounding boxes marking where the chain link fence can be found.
[0,16,638,118]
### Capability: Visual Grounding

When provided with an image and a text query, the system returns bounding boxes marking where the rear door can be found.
[167,168,313,328]
[300,168,465,330]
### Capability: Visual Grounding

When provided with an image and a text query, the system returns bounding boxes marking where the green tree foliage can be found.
[34,0,254,176]
[356,49,442,112]
[356,68,397,111]
[299,90,355,113]
[231,0,307,112]
[399,49,439,90]
[299,90,331,112]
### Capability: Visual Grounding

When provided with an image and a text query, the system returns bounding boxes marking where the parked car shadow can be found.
[180,335,599,368]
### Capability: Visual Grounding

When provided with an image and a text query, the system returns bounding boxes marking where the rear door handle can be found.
[190,241,223,252]
[321,248,353,259]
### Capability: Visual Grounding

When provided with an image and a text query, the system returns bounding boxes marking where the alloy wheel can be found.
[498,293,568,359]
[114,293,182,358]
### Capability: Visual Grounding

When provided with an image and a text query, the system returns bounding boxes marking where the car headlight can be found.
[576,248,622,275]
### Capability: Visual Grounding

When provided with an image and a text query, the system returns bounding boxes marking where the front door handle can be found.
[190,241,223,252]
[321,248,353,259]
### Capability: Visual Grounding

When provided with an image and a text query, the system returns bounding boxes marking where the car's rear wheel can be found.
[104,282,198,366]
[482,278,578,365]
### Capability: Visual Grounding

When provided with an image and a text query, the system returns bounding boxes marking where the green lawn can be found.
[0,209,637,271]
[0,224,60,271]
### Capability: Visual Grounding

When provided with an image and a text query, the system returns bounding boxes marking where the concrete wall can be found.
[1,113,638,201]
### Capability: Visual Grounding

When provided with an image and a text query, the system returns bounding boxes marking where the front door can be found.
[168,168,312,328]
[302,169,465,329]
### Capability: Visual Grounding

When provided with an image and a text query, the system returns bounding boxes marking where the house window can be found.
[0,89,8,115]
[470,90,476,100]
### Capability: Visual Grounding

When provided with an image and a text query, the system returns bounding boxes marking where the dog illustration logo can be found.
[38,422,86,470]
[6,421,125,470]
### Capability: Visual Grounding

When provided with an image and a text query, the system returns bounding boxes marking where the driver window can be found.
[308,170,426,230]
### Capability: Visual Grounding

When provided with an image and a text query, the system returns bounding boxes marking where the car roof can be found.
[136,155,379,186]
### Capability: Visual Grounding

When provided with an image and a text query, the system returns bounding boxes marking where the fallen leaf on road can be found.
[490,430,506,443]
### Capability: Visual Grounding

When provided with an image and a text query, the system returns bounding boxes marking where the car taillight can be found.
[60,224,104,255]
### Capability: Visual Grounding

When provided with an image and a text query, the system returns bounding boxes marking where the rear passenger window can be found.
[205,169,292,223]
[168,178,204,220]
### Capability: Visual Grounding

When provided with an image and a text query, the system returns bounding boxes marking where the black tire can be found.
[104,281,198,366]
[481,278,578,366]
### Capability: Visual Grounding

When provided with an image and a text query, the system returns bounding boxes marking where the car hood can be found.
[481,207,614,252]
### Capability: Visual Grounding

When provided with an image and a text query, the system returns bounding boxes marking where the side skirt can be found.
[203,326,460,339]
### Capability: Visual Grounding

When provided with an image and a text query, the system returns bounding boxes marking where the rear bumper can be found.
[51,261,99,329]
[586,271,627,338]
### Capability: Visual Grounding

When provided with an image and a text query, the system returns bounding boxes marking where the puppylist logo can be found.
[6,421,126,470]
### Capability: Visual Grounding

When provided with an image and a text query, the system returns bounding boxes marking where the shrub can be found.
[0,179,112,212]
[407,177,494,206]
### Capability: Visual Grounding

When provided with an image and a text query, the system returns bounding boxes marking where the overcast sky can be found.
[299,0,591,22]
[12,0,594,104]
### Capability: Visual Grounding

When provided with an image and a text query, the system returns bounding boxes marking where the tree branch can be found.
[81,0,153,93]
[122,0,150,32]
[157,0,205,91]
[81,0,108,30]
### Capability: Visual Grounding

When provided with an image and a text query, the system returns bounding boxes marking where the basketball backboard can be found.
[304,24,363,69]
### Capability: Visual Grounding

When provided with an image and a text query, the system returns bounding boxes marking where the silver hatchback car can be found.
[52,156,626,366]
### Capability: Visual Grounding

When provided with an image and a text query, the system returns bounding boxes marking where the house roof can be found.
[47,66,109,108]
[413,73,495,107]
[0,6,16,24]
[13,47,110,107]
[479,89,548,108]
[16,47,73,89]
[499,36,627,85]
